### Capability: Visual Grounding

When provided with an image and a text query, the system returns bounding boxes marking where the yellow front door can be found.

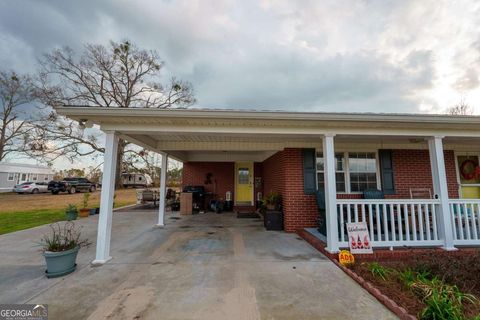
[235,162,254,205]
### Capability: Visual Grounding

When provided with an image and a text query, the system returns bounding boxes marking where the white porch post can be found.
[323,134,339,253]
[428,136,456,250]
[156,152,168,227]
[93,131,119,264]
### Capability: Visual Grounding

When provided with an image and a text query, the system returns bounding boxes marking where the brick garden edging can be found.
[331,259,416,320]
[297,229,417,319]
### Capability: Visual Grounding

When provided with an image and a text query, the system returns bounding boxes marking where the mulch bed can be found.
[350,258,480,319]
[297,229,480,318]
[351,262,426,318]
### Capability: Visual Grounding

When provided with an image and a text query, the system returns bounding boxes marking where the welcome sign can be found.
[346,222,373,254]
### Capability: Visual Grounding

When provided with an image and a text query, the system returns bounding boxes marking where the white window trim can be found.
[7,172,15,181]
[316,150,381,194]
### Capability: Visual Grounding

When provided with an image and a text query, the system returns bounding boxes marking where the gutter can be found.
[55,106,480,125]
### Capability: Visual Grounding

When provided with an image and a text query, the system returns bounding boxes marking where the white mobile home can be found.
[0,163,54,193]
[121,173,153,188]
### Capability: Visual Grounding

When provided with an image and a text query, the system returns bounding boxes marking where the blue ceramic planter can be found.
[44,246,79,278]
[66,211,78,221]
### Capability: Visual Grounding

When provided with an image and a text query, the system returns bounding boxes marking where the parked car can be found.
[48,177,96,195]
[13,182,49,194]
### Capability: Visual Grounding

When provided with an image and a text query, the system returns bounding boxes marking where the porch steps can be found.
[233,205,256,213]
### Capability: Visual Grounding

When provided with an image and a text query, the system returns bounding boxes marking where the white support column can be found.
[323,134,339,253]
[156,152,168,227]
[93,132,119,265]
[428,136,456,250]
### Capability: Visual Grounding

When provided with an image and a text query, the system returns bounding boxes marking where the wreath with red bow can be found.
[460,159,480,180]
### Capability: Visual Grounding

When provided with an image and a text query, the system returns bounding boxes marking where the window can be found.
[21,173,27,181]
[32,174,38,181]
[238,168,249,184]
[7,173,14,181]
[316,152,378,193]
[316,152,346,192]
[349,152,378,192]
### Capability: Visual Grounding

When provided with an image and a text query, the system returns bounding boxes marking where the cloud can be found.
[0,0,479,114]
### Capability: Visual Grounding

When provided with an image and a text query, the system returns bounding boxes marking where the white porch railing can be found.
[449,200,480,245]
[336,199,443,248]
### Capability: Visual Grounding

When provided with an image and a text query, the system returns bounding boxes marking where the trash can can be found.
[224,200,233,212]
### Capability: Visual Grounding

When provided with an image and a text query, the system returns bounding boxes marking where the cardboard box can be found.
[180,192,193,215]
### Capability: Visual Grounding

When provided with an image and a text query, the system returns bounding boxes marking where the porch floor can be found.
[0,208,396,319]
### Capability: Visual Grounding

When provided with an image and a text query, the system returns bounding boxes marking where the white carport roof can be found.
[56,107,480,162]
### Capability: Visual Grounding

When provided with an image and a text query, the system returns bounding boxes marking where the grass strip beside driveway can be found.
[0,189,137,235]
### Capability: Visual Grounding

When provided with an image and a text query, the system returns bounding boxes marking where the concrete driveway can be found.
[0,208,397,320]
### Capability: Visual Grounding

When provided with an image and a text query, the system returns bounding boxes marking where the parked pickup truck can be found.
[48,177,96,194]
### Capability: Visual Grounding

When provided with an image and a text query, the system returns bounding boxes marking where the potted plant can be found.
[262,192,284,231]
[79,193,91,217]
[263,192,282,211]
[65,204,78,221]
[40,222,89,278]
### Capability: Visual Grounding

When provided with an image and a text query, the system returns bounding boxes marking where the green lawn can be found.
[0,200,134,235]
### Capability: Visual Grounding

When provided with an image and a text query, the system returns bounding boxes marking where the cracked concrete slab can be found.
[0,209,397,319]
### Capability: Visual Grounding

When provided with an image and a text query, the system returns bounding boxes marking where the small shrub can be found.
[410,276,477,320]
[398,268,431,287]
[398,268,416,286]
[262,192,282,210]
[368,262,391,281]
[82,192,91,209]
[40,222,89,252]
[65,204,78,214]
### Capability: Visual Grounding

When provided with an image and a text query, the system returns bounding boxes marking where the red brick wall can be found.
[267,148,460,232]
[262,151,285,195]
[281,149,319,232]
[182,162,234,199]
[391,150,458,199]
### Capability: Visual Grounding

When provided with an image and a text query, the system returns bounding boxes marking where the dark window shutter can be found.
[379,149,395,195]
[303,148,317,194]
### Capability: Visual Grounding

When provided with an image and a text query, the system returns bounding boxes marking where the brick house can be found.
[57,107,480,264]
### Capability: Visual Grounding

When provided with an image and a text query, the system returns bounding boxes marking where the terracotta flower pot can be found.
[79,208,90,217]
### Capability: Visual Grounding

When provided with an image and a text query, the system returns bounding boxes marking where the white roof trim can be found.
[0,163,54,174]
[56,106,480,125]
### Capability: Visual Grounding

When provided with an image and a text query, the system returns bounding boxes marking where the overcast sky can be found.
[1,0,479,115]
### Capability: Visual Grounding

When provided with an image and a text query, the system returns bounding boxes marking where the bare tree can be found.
[0,71,36,161]
[37,41,194,108]
[32,40,195,186]
[447,98,474,115]
[123,148,162,186]
[28,111,104,162]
